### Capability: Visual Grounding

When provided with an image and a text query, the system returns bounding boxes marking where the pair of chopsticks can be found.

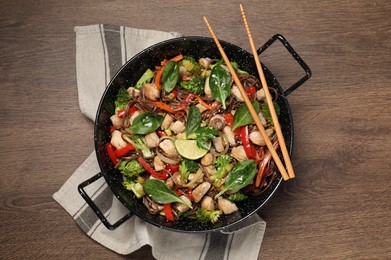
[203,4,295,181]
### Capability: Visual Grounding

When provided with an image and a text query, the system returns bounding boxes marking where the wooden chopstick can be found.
[203,16,290,181]
[240,4,295,179]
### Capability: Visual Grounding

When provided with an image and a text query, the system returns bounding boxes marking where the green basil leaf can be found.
[194,126,218,149]
[216,160,257,198]
[142,179,192,208]
[129,112,163,135]
[209,64,232,109]
[162,61,179,92]
[186,106,201,136]
[232,101,260,131]
[196,138,211,150]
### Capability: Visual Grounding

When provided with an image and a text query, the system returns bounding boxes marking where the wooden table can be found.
[1,1,390,259]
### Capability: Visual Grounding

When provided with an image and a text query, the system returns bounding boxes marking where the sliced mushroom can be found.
[159,139,178,156]
[209,114,226,130]
[212,136,225,153]
[201,196,215,211]
[222,126,236,146]
[161,114,174,130]
[204,77,212,98]
[142,83,160,101]
[201,153,215,166]
[192,182,211,203]
[165,177,174,189]
[170,120,186,134]
[231,145,248,161]
[175,195,192,213]
[145,132,159,148]
[217,197,238,214]
[110,130,127,150]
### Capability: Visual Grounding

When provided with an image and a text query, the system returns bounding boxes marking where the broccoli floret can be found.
[179,75,205,95]
[261,101,280,124]
[179,159,199,180]
[131,135,154,159]
[135,68,154,89]
[118,159,145,179]
[210,155,233,181]
[181,56,202,73]
[122,179,145,199]
[115,86,131,114]
[196,208,222,224]
[227,191,249,202]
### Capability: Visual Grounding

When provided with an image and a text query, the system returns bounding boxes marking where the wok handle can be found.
[77,173,133,230]
[257,34,312,96]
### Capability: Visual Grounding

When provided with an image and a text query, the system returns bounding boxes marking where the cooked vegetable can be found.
[186,106,201,136]
[114,86,131,114]
[227,191,249,202]
[196,208,222,224]
[180,75,205,95]
[131,135,154,159]
[135,69,154,89]
[118,159,145,179]
[162,61,180,92]
[129,112,163,135]
[211,154,233,181]
[261,101,280,124]
[209,64,232,109]
[179,158,199,180]
[122,179,145,199]
[181,56,202,73]
[232,101,260,131]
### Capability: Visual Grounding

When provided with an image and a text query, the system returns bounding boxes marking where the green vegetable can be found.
[216,160,257,198]
[131,135,154,159]
[179,158,199,180]
[118,159,145,179]
[181,56,201,73]
[129,112,163,135]
[194,126,219,150]
[122,179,145,199]
[230,61,248,74]
[142,179,192,208]
[162,61,179,92]
[186,106,201,136]
[232,101,260,131]
[114,86,131,114]
[180,75,205,95]
[227,191,249,202]
[210,155,233,181]
[209,65,232,109]
[135,69,154,89]
[261,101,280,124]
[196,208,222,224]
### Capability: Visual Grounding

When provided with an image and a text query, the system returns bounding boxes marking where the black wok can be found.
[78,35,311,232]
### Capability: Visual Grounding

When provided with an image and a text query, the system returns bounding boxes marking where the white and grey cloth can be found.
[53,24,266,260]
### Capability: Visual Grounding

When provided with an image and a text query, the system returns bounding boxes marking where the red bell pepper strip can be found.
[117,109,126,118]
[128,106,139,115]
[177,93,195,108]
[163,203,175,222]
[240,126,257,160]
[157,129,167,137]
[223,113,234,128]
[114,143,135,157]
[165,163,180,173]
[186,188,195,201]
[137,157,169,180]
[106,143,118,165]
[255,141,279,187]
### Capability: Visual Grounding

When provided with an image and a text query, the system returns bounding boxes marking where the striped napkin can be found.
[53,24,266,260]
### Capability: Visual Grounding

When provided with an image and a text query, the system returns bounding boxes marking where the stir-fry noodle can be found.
[107,54,280,224]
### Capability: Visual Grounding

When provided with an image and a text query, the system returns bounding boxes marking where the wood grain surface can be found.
[1,0,390,259]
